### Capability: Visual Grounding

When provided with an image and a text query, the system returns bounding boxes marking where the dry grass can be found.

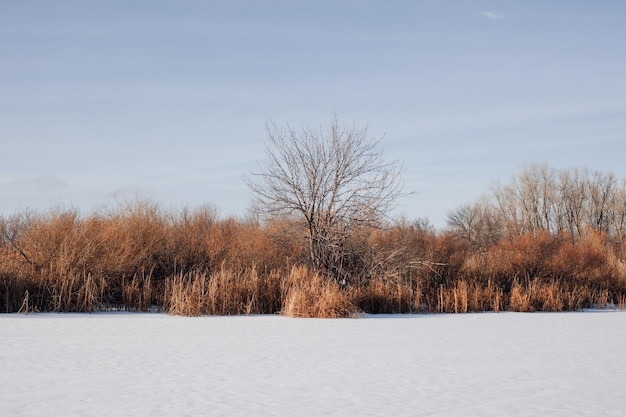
[121,272,155,311]
[434,280,503,313]
[164,266,284,316]
[351,275,419,314]
[1,203,626,316]
[282,267,358,318]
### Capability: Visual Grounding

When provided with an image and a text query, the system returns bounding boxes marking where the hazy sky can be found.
[2,0,625,226]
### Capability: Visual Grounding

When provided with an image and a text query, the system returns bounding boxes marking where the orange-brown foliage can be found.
[282,266,357,318]
[1,203,625,316]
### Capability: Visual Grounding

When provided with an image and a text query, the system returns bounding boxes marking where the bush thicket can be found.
[2,168,626,318]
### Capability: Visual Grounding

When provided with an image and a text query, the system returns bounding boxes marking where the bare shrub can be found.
[163,206,217,273]
[97,200,167,279]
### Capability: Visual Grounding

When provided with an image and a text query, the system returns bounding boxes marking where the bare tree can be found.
[246,116,403,281]
[557,167,588,239]
[488,164,626,242]
[447,196,502,249]
[612,182,626,242]
[586,170,618,234]
[0,212,36,265]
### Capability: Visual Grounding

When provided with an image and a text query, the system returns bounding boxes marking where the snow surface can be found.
[2,311,626,417]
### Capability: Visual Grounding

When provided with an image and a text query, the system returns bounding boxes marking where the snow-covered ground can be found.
[2,311,625,417]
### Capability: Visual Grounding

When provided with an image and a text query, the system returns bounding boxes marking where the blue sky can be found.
[2,0,625,227]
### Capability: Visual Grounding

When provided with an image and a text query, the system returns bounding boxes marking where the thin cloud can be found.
[480,11,505,20]
[3,175,69,192]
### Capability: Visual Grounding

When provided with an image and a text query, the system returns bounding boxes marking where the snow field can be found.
[1,311,625,416]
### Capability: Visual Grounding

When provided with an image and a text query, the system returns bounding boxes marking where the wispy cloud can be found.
[2,175,69,192]
[480,11,504,20]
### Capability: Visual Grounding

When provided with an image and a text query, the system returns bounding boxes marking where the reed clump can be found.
[164,266,284,316]
[281,266,358,318]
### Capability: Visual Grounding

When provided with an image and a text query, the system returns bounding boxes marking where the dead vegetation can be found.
[1,197,625,317]
[2,165,626,316]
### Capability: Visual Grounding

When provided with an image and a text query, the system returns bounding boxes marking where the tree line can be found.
[448,163,626,248]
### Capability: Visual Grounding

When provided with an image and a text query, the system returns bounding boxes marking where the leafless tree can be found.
[497,163,557,234]
[612,183,626,242]
[0,212,35,264]
[586,170,618,234]
[489,164,626,242]
[246,117,403,281]
[447,196,502,249]
[557,168,588,239]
